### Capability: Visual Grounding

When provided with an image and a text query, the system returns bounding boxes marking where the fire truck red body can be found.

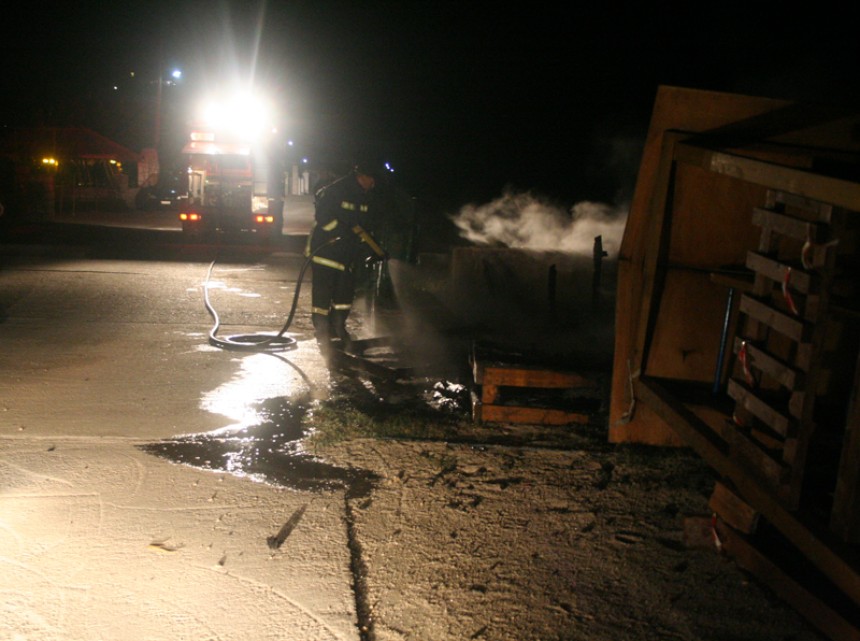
[178,126,282,238]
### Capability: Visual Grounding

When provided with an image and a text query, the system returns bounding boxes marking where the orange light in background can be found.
[180,212,203,221]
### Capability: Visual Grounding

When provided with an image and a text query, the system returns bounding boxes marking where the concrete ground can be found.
[0,241,362,640]
[0,215,828,641]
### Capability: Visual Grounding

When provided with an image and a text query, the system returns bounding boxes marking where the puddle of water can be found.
[138,341,470,499]
[139,396,378,499]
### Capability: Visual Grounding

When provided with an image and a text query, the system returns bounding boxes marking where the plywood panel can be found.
[611,86,792,443]
[669,164,764,267]
[645,270,731,382]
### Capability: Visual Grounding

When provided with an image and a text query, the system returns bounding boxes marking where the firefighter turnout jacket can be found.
[307,172,386,270]
[307,172,387,340]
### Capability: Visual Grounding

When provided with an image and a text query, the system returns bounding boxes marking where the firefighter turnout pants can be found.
[310,255,356,346]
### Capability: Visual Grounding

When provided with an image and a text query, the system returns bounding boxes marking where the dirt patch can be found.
[313,422,825,641]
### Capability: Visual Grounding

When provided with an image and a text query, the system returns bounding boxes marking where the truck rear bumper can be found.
[179,209,282,237]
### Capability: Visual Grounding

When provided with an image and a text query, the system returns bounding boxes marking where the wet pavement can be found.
[139,395,379,499]
[0,222,484,640]
[0,229,371,640]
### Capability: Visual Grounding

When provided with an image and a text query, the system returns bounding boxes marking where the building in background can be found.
[0,127,141,217]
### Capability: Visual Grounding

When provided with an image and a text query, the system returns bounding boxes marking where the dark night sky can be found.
[2,1,859,212]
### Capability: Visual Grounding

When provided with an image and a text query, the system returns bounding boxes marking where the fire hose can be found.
[203,237,340,351]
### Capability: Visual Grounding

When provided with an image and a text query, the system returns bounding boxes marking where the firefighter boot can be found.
[312,313,335,363]
[329,309,355,354]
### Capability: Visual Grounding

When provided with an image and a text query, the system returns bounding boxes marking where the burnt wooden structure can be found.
[471,342,602,425]
[610,86,860,640]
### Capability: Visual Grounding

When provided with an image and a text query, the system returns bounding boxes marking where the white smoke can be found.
[450,191,627,257]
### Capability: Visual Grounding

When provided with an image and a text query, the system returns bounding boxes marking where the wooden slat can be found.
[725,425,791,494]
[746,250,813,293]
[727,378,791,436]
[714,520,860,641]
[673,142,860,212]
[479,365,597,390]
[632,375,860,608]
[752,208,829,242]
[750,427,786,452]
[475,403,589,426]
[770,190,836,222]
[732,337,799,389]
[739,294,807,342]
[709,481,760,534]
[481,383,499,404]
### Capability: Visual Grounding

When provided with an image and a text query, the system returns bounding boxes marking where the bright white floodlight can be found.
[198,89,274,141]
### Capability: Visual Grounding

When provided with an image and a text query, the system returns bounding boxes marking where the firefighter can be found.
[307,160,388,360]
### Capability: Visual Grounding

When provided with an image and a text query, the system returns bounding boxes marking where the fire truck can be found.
[177,125,284,238]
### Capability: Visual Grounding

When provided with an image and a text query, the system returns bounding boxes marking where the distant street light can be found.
[155,67,182,147]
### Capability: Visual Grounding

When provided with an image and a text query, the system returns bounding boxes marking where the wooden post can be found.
[592,235,607,310]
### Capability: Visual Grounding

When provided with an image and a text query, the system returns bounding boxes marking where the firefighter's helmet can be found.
[353,157,389,180]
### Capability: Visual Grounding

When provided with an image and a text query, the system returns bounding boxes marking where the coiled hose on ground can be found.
[203,237,339,351]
